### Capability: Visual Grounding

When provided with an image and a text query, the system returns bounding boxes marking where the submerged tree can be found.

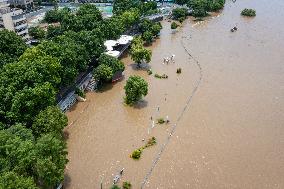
[124,76,148,105]
[130,45,152,67]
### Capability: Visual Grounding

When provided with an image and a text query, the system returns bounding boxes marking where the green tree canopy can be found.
[35,134,68,187]
[0,30,27,66]
[93,64,113,82]
[113,0,140,15]
[130,39,152,66]
[124,75,148,105]
[0,171,38,189]
[32,106,68,138]
[28,26,46,40]
[98,54,125,74]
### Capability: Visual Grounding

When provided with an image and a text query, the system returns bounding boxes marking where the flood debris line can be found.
[131,137,157,160]
[140,35,203,189]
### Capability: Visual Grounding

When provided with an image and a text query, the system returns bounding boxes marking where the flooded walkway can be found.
[65,0,284,188]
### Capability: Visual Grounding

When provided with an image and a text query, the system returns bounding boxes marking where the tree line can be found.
[0,1,161,188]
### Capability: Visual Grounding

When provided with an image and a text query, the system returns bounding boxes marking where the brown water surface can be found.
[65,0,284,188]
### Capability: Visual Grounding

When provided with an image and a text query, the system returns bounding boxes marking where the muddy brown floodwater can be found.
[64,0,284,188]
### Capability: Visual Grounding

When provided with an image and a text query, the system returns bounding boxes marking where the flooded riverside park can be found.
[64,0,284,188]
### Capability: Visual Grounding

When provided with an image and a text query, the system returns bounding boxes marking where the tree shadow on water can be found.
[129,63,150,71]
[133,100,148,109]
[64,173,71,188]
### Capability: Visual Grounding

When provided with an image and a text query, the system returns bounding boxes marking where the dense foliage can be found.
[0,1,161,187]
[188,0,226,17]
[28,26,46,40]
[172,7,188,22]
[124,75,148,105]
[171,22,179,29]
[130,36,152,66]
[139,19,162,43]
[241,8,256,17]
[0,30,27,67]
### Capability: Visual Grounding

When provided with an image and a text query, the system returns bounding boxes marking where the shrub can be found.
[171,22,178,29]
[172,8,188,21]
[123,181,132,189]
[147,69,153,75]
[154,73,168,79]
[111,185,121,189]
[75,87,86,98]
[131,148,143,159]
[144,137,156,148]
[157,118,165,124]
[177,68,182,74]
[241,8,256,17]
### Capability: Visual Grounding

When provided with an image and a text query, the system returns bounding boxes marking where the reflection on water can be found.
[65,0,284,188]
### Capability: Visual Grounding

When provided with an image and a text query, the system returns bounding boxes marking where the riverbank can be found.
[64,0,284,188]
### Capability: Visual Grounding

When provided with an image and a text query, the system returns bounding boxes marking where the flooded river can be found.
[64,0,284,188]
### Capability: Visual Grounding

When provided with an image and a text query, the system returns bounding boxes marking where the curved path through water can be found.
[141,34,203,188]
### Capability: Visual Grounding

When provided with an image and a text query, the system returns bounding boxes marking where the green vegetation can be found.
[124,76,148,105]
[172,7,188,22]
[131,148,143,159]
[154,73,168,79]
[144,137,157,148]
[241,8,256,17]
[28,26,46,40]
[0,1,162,188]
[44,7,71,23]
[147,69,153,75]
[157,118,165,124]
[171,22,179,29]
[111,185,121,189]
[177,0,226,18]
[131,137,157,160]
[94,54,125,85]
[94,64,113,83]
[139,19,162,44]
[75,87,86,98]
[123,181,132,189]
[130,36,152,67]
[0,30,27,67]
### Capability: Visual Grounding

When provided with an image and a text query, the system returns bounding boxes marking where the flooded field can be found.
[64,0,284,188]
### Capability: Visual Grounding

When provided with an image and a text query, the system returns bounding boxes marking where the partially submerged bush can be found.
[154,73,168,79]
[144,137,156,148]
[241,9,256,17]
[171,22,178,29]
[75,87,86,98]
[131,148,143,159]
[111,185,121,189]
[177,68,182,74]
[157,118,165,124]
[123,181,132,189]
[147,69,153,75]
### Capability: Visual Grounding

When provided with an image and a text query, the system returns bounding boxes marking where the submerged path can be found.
[141,34,203,188]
